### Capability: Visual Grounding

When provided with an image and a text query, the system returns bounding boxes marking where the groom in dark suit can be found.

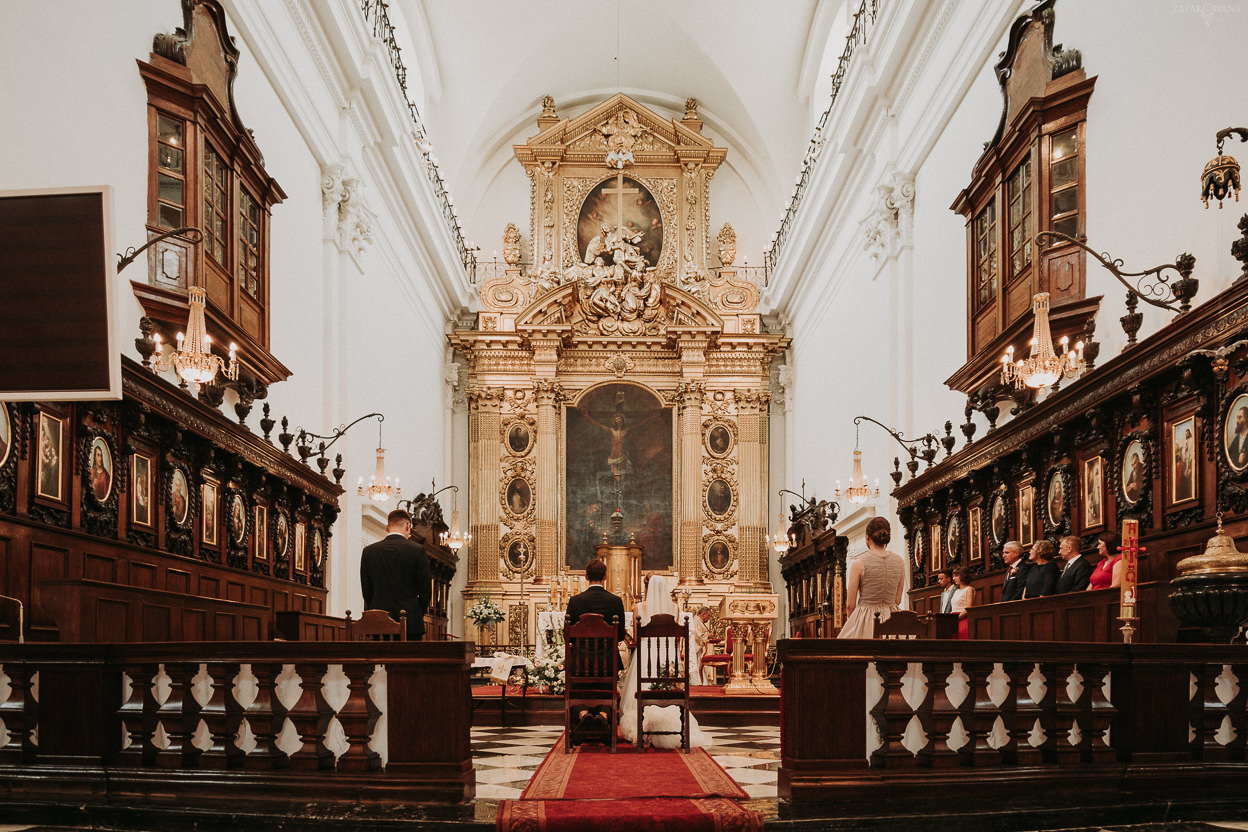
[360,509,431,640]
[565,557,625,733]
[566,557,626,642]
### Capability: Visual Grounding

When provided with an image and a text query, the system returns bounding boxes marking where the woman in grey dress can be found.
[837,517,906,639]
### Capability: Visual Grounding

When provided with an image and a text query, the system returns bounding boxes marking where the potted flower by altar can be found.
[467,595,505,645]
[530,651,565,695]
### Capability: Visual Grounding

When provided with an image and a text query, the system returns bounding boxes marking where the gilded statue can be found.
[572,221,663,335]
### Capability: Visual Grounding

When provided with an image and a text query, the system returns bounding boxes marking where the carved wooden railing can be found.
[0,642,473,810]
[781,639,1248,812]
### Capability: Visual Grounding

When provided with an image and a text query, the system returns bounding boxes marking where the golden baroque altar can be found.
[449,94,789,643]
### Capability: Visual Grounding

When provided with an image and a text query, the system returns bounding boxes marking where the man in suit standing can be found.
[360,509,431,640]
[1056,535,1093,593]
[565,557,625,732]
[936,570,955,614]
[1000,541,1029,603]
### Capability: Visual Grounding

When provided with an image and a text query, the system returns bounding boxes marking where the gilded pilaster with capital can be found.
[674,381,706,582]
[467,387,506,583]
[533,380,564,580]
[734,389,770,584]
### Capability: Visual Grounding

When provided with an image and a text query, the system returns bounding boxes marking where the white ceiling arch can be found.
[395,0,822,267]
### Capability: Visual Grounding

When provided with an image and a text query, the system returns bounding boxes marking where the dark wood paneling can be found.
[166,569,191,594]
[198,576,219,597]
[84,554,116,583]
[95,599,128,642]
[130,562,157,588]
[225,581,244,603]
[141,604,171,641]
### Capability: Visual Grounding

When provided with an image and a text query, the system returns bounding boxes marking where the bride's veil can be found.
[641,574,677,624]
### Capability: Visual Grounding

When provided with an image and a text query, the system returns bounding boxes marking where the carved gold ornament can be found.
[500,529,537,577]
[502,222,523,267]
[716,222,737,267]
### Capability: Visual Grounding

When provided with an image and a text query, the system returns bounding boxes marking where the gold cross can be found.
[600,172,639,235]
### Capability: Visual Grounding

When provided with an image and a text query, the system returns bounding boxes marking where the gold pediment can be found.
[516,93,723,166]
[513,282,722,340]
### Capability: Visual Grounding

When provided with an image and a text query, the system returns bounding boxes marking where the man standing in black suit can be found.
[1056,535,1093,593]
[564,557,625,732]
[1000,541,1029,603]
[361,509,431,640]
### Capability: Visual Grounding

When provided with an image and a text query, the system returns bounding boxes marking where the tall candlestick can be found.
[1119,519,1143,643]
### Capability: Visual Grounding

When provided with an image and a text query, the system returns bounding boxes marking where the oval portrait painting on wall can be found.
[706,424,732,457]
[1121,439,1146,506]
[507,422,532,456]
[707,540,730,571]
[88,437,113,503]
[990,493,1007,544]
[0,403,10,468]
[506,539,532,571]
[706,479,733,517]
[505,478,532,515]
[1225,393,1248,473]
[1047,474,1065,525]
[274,512,289,558]
[170,468,190,527]
[230,494,247,544]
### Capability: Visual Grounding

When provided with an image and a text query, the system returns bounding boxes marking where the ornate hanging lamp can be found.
[1201,127,1247,208]
[835,421,880,506]
[152,286,239,386]
[1001,293,1084,390]
[357,418,401,505]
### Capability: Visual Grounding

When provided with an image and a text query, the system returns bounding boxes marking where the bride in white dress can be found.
[618,574,712,748]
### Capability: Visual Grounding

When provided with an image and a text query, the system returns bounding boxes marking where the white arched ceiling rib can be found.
[796,0,847,104]
[393,0,442,106]
[404,0,817,251]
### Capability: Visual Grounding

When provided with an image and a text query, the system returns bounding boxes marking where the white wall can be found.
[1,0,470,618]
[771,0,1248,571]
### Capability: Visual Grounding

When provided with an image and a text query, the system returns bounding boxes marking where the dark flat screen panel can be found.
[0,189,118,399]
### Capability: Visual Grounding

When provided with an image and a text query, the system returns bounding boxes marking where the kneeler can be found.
[634,612,691,752]
[563,612,621,753]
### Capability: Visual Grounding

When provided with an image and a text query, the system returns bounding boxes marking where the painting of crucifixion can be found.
[565,382,672,572]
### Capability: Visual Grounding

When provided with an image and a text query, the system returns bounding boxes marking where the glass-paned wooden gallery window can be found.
[974,202,998,312]
[154,112,185,229]
[203,146,229,266]
[1049,127,1079,238]
[945,1,1094,395]
[239,189,262,299]
[1007,157,1032,279]
[137,1,286,384]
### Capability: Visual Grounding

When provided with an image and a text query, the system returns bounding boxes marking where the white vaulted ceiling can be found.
[393,0,839,272]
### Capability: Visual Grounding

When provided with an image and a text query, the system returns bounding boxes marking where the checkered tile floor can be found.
[470,723,781,804]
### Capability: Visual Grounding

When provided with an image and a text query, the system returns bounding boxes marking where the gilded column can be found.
[533,379,563,580]
[467,388,505,584]
[675,381,706,583]
[735,389,770,585]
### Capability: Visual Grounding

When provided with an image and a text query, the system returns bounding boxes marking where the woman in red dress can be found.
[1087,532,1123,591]
[951,567,975,639]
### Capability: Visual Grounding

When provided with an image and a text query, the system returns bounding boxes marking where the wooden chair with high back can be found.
[634,612,691,752]
[563,612,621,753]
[346,609,407,641]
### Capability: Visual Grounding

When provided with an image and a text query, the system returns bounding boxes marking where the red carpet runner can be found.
[495,735,763,832]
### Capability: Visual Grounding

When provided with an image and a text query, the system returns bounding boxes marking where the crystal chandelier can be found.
[357,419,400,504]
[835,422,880,506]
[441,490,471,552]
[153,286,238,385]
[767,511,796,554]
[1001,293,1084,390]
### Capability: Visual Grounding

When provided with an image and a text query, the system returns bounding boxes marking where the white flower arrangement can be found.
[467,596,505,626]
[530,651,566,695]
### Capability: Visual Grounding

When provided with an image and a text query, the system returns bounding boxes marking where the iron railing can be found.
[765,0,880,275]
[359,0,478,277]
